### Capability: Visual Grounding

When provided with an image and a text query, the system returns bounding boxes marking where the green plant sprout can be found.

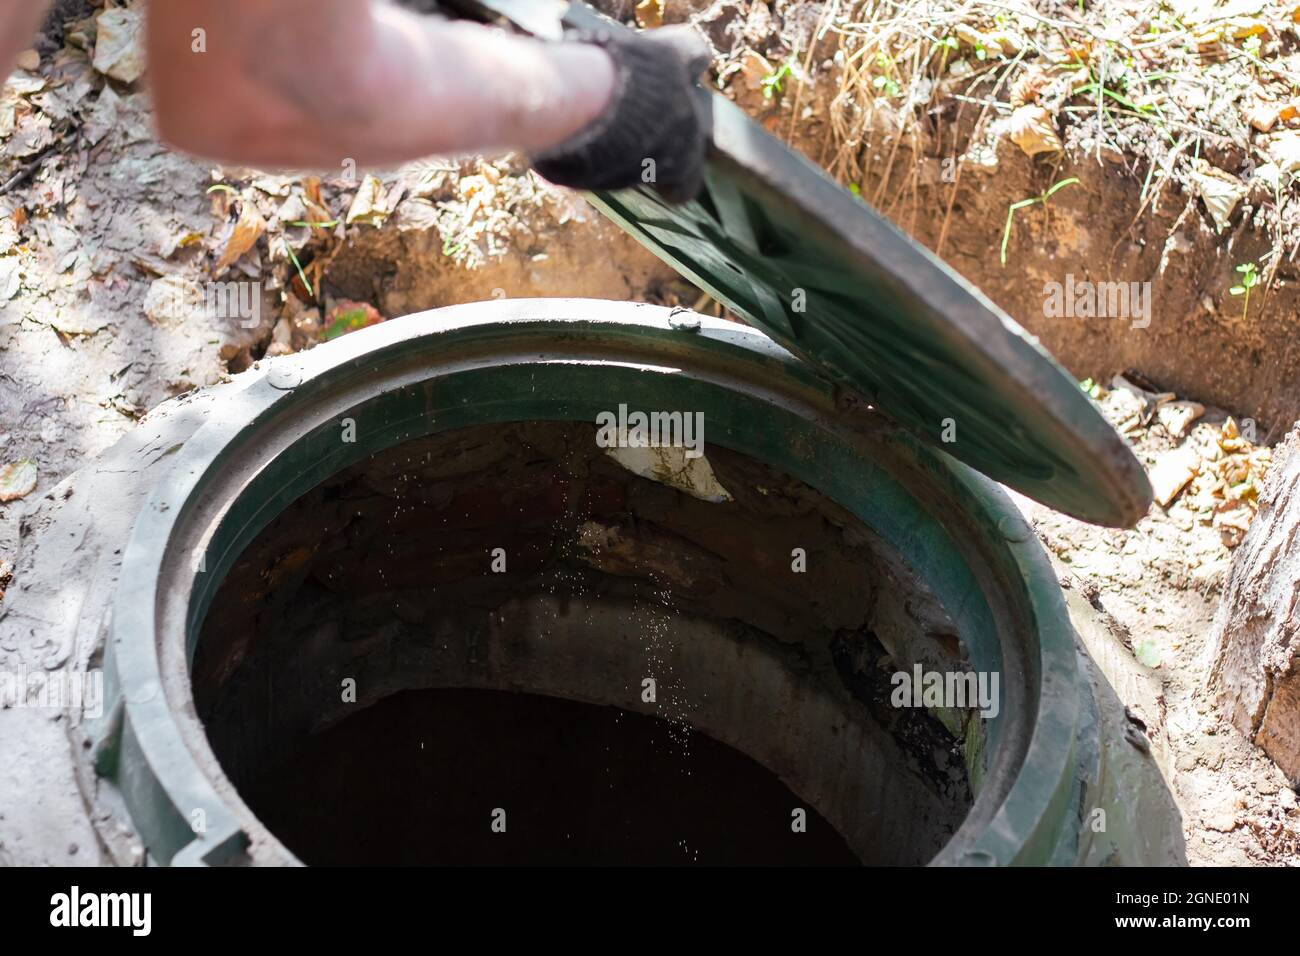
[872,74,902,97]
[284,244,313,297]
[871,50,902,96]
[761,60,794,100]
[935,35,958,71]
[1000,177,1080,266]
[1229,261,1259,320]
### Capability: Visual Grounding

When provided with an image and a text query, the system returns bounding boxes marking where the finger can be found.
[647,24,711,79]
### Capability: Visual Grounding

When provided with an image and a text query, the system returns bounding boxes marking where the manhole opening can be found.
[240,686,859,865]
[193,420,980,864]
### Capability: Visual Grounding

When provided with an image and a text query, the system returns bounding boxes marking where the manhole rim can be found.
[96,298,1083,867]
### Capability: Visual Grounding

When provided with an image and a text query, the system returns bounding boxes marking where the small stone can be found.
[14,50,39,72]
[1204,810,1240,833]
[264,317,293,357]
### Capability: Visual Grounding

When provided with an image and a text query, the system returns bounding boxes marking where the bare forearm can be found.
[147,0,614,169]
[364,9,616,158]
[0,1,51,80]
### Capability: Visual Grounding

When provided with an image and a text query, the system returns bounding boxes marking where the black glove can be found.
[531,25,710,204]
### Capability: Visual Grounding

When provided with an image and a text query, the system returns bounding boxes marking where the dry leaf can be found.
[302,176,323,207]
[345,175,389,226]
[1156,401,1205,439]
[1149,448,1201,507]
[1267,130,1300,173]
[1043,33,1092,64]
[1171,0,1264,25]
[1006,104,1063,156]
[161,226,204,259]
[0,459,37,502]
[635,0,665,29]
[987,29,1024,55]
[6,112,54,159]
[298,177,334,229]
[1190,28,1223,53]
[1226,16,1269,37]
[955,24,1022,60]
[1190,158,1247,231]
[0,258,20,301]
[1247,102,1280,132]
[213,200,266,274]
[1214,498,1254,547]
[92,5,145,84]
[7,74,44,96]
[1009,67,1051,108]
[65,17,97,51]
[82,83,119,146]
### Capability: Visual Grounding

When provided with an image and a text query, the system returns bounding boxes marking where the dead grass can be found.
[742,0,1300,268]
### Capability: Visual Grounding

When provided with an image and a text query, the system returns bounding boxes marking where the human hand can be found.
[531,25,710,203]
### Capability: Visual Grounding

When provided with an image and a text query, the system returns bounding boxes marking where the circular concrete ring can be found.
[92,298,1091,867]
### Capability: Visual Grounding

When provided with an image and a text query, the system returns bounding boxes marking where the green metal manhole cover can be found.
[449,1,1153,528]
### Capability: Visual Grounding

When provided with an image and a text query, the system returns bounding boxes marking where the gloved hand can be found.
[531,25,711,204]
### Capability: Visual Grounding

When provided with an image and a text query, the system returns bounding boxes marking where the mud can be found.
[245,686,862,865]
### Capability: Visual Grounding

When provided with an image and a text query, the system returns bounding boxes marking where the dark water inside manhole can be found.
[196,422,973,865]
[242,686,858,865]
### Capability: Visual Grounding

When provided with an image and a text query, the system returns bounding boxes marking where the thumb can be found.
[644,24,712,80]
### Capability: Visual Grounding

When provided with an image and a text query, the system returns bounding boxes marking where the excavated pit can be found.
[194,421,981,865]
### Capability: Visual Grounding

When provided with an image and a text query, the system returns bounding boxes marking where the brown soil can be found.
[1014,388,1297,865]
[670,0,1300,438]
